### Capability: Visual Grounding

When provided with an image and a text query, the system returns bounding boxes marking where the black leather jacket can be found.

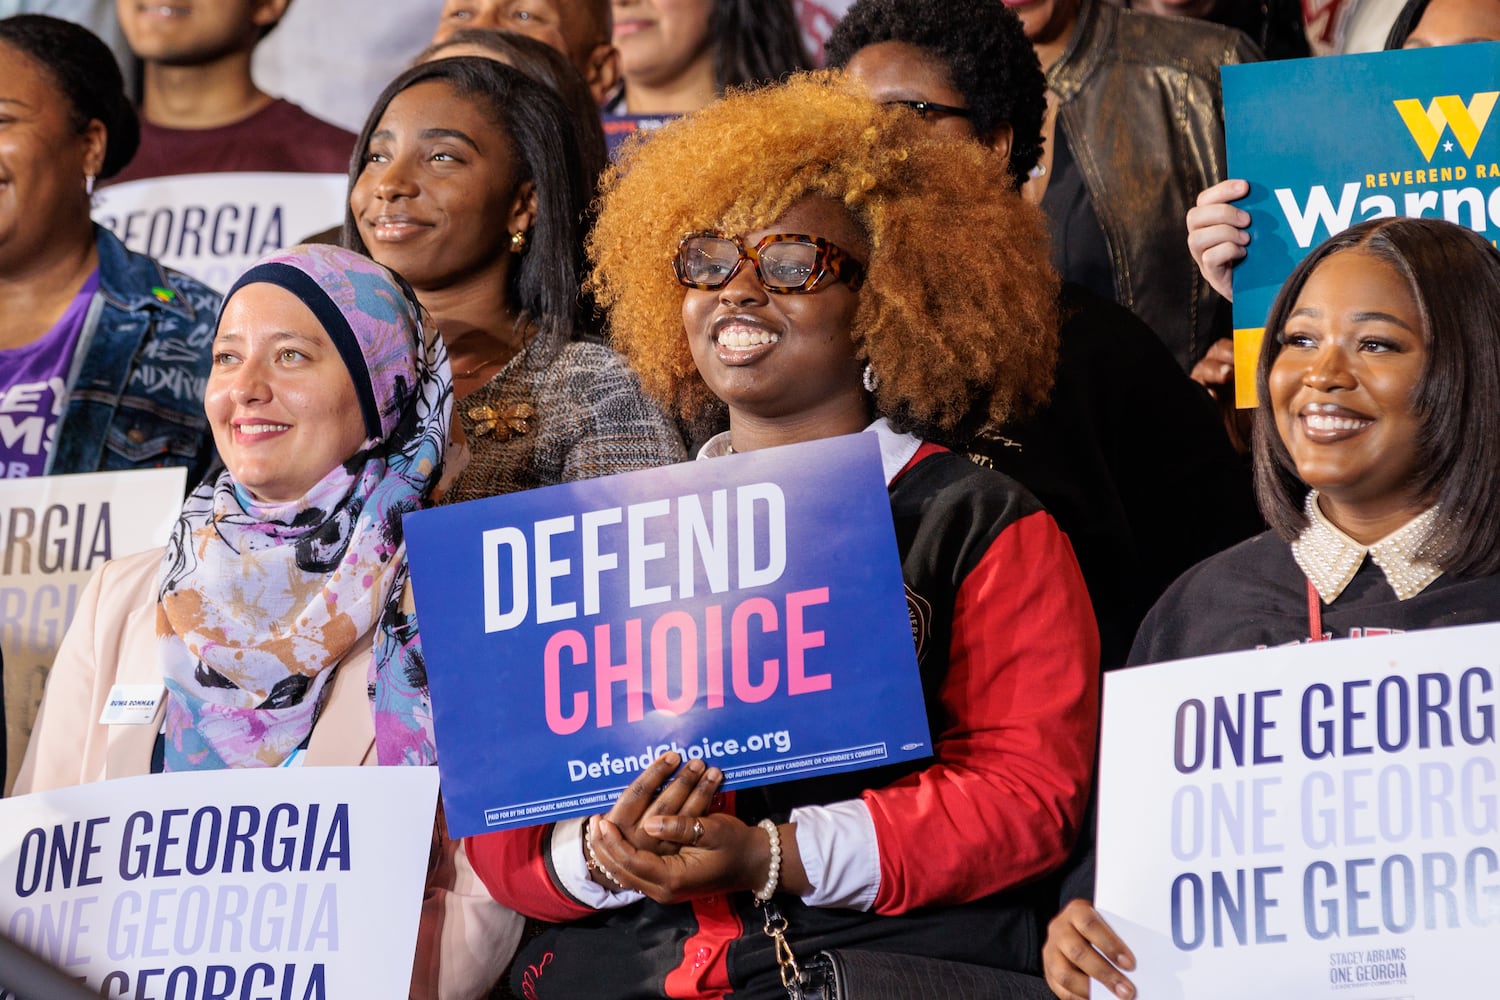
[1048,0,1263,371]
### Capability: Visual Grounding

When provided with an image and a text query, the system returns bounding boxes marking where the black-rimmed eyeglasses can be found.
[882,99,972,121]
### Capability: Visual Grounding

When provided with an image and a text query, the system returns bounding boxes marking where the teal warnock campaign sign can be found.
[1225,43,1500,340]
[403,433,932,838]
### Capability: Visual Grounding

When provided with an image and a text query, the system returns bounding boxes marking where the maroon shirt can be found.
[110,98,356,184]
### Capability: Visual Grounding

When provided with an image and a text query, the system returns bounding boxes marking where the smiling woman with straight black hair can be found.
[343,55,683,504]
[1043,216,1500,1000]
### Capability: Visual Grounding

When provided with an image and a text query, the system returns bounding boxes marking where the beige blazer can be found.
[15,548,521,1000]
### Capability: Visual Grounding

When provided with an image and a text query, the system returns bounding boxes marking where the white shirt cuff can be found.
[549,818,645,910]
[789,799,880,910]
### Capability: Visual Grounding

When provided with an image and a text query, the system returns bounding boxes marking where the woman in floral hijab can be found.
[157,243,451,770]
[19,244,522,999]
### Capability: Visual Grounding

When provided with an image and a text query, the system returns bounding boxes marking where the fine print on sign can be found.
[0,767,439,999]
[1093,623,1498,999]
[1223,42,1500,405]
[405,433,932,838]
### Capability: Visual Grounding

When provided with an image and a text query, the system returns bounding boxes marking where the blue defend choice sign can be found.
[404,433,932,838]
[1223,43,1500,404]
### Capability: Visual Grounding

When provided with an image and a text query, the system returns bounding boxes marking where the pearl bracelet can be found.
[583,816,623,889]
[754,818,782,901]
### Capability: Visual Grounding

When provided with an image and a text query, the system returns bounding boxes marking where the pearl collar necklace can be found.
[1291,491,1443,603]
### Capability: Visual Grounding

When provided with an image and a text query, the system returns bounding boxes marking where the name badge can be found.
[99,684,166,725]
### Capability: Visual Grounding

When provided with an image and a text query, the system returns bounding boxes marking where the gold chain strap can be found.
[757,898,804,996]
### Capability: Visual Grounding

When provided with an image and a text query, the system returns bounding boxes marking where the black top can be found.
[1129,530,1500,665]
[970,283,1262,667]
[1040,128,1117,309]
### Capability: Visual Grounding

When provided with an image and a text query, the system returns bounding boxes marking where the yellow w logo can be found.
[1393,92,1500,160]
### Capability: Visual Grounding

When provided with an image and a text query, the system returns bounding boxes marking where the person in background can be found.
[17,243,524,1000]
[429,0,620,103]
[1002,0,1260,375]
[468,73,1098,999]
[109,0,354,183]
[344,57,683,503]
[1386,0,1500,45]
[1042,216,1500,999]
[826,0,1262,667]
[1122,0,1308,58]
[0,14,219,481]
[607,0,810,114]
[417,29,609,193]
[0,0,134,83]
[1185,0,1500,393]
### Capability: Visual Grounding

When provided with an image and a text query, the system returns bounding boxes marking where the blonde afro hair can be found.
[589,71,1059,441]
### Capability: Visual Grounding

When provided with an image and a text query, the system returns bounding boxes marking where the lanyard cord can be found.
[1306,577,1327,642]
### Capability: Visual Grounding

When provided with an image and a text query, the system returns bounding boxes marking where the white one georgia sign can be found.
[0,766,439,999]
[1094,623,1499,1000]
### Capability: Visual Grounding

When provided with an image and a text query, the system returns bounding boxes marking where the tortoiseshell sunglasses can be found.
[673,232,867,294]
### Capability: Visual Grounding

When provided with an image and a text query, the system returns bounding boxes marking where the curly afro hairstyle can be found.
[589,71,1059,443]
[823,0,1047,189]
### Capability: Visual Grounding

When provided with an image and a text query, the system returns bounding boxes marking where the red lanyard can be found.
[1306,578,1327,642]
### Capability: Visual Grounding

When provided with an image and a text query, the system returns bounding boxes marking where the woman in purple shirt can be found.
[0,15,220,483]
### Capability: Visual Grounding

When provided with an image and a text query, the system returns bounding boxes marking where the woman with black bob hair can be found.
[1143,215,1500,663]
[1252,217,1500,580]
[344,56,683,503]
[1043,216,1500,1000]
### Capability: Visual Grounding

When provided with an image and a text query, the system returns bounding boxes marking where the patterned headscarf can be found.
[156,244,453,770]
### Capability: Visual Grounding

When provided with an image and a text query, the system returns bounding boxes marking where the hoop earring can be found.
[862,363,879,393]
[510,230,528,253]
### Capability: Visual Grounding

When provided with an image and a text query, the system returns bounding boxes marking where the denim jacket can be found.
[1048,0,1262,372]
[46,226,221,487]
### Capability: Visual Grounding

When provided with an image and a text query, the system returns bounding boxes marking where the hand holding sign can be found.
[1042,899,1137,1000]
[1186,178,1253,304]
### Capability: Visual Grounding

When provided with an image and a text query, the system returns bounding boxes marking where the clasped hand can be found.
[586,752,769,905]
